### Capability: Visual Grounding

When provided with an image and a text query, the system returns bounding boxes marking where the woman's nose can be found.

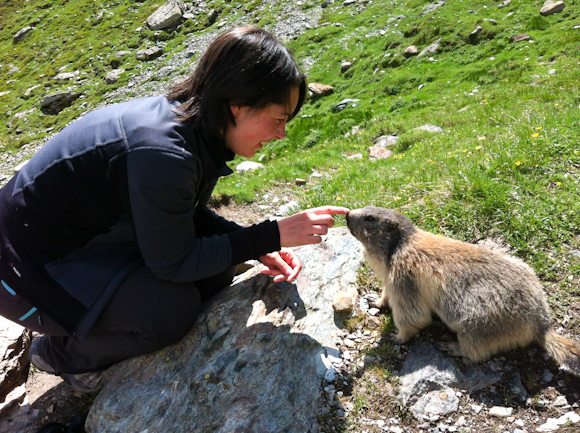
[274,122,286,140]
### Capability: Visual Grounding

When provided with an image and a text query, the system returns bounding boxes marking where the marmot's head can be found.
[346,206,416,260]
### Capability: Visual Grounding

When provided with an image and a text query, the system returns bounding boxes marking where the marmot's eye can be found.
[364,215,375,222]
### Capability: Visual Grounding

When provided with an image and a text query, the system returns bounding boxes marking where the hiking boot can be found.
[29,337,103,393]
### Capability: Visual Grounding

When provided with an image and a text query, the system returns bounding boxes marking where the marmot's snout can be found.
[345,208,362,237]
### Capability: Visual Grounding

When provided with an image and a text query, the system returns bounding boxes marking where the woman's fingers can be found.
[277,206,350,247]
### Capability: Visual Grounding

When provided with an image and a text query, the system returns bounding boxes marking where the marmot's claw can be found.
[388,332,406,345]
[435,341,462,357]
[365,293,379,302]
[365,293,383,309]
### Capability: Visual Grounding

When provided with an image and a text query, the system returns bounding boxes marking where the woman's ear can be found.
[230,105,241,119]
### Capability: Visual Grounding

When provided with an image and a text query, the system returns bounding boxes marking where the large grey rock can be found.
[86,227,364,433]
[146,0,185,30]
[0,317,31,404]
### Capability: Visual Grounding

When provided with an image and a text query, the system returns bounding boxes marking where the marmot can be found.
[346,206,580,375]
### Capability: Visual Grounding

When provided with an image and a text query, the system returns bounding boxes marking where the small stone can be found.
[331,99,360,113]
[373,135,399,147]
[489,406,513,418]
[343,338,356,348]
[553,395,568,406]
[487,360,502,372]
[340,62,352,72]
[346,153,363,160]
[13,26,35,42]
[13,161,28,173]
[235,161,264,173]
[115,50,132,59]
[414,124,443,133]
[324,368,336,382]
[136,46,164,61]
[308,83,334,97]
[105,69,125,84]
[469,25,484,39]
[540,1,566,16]
[471,404,483,414]
[362,355,376,366]
[332,292,355,313]
[404,46,418,58]
[53,72,76,81]
[295,178,306,186]
[542,369,554,382]
[509,34,530,43]
[368,146,393,160]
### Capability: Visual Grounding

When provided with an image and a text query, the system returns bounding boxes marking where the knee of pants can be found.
[139,287,203,347]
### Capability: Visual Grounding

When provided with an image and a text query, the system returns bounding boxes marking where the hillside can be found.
[1,0,580,432]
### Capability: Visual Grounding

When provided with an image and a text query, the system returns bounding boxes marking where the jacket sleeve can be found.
[126,148,279,282]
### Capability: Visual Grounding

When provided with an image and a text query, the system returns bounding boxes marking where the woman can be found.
[0,26,349,393]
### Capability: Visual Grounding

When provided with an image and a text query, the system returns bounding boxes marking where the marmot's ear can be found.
[384,219,399,231]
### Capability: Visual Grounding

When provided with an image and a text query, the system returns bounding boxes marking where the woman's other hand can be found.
[259,250,302,282]
[277,206,350,248]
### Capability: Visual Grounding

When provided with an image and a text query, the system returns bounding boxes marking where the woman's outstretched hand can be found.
[276,206,350,248]
[260,250,302,283]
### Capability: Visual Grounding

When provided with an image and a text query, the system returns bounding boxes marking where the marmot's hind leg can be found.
[391,307,433,343]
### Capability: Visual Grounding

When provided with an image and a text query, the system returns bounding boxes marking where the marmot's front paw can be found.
[368,295,388,310]
[365,293,379,306]
[388,332,408,345]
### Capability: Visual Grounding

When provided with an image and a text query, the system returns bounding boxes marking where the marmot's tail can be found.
[542,329,580,376]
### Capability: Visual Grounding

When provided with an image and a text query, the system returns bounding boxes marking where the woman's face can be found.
[224,86,300,158]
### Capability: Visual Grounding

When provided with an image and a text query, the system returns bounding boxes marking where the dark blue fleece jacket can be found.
[0,96,279,337]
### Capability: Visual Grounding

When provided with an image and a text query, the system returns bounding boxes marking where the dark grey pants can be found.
[0,266,236,373]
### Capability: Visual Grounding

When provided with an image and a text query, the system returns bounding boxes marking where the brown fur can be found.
[346,206,580,375]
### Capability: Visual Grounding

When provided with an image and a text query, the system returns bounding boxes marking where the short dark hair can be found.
[166,26,307,142]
